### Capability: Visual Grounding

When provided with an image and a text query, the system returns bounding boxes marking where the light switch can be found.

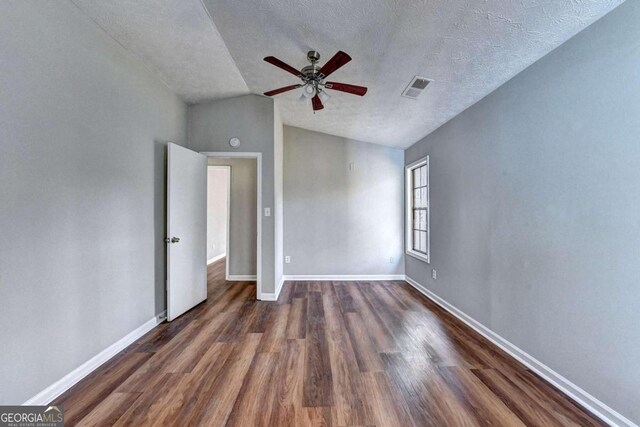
[264,207,271,217]
[285,256,291,264]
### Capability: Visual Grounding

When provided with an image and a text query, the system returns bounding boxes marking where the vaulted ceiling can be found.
[70,0,249,101]
[71,0,623,148]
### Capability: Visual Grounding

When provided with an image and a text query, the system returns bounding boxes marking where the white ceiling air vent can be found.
[402,76,432,99]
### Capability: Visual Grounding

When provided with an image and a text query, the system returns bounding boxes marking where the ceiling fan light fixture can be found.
[301,83,316,98]
[318,90,330,103]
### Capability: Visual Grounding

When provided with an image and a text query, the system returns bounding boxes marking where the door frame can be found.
[201,152,262,300]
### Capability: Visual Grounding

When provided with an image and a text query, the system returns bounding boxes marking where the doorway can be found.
[206,165,230,267]
[204,152,262,299]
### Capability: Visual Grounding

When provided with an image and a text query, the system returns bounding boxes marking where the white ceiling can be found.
[72,0,623,148]
[70,0,249,102]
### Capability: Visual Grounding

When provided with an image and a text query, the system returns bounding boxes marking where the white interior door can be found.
[167,143,207,321]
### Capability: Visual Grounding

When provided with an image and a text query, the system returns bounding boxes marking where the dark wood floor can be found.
[53,258,604,426]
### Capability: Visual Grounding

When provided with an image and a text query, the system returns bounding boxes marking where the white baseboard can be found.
[260,275,286,301]
[282,274,405,281]
[207,253,226,265]
[23,311,166,406]
[226,275,256,281]
[404,276,636,427]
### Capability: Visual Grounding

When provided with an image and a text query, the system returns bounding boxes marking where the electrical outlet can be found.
[285,256,291,264]
[432,269,437,280]
[389,257,394,264]
[349,162,356,171]
[264,207,271,217]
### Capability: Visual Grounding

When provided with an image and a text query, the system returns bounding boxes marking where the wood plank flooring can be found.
[53,258,605,426]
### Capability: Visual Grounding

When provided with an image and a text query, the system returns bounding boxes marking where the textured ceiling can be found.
[202,0,623,148]
[72,0,623,148]
[70,0,249,102]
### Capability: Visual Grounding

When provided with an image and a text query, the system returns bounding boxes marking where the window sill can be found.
[406,249,430,264]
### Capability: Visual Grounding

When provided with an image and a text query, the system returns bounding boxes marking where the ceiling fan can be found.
[262,50,367,111]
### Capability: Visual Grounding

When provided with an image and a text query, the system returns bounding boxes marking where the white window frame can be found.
[405,156,430,263]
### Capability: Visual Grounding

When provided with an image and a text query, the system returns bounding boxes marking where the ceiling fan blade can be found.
[311,95,324,111]
[318,51,352,78]
[263,84,302,96]
[324,82,368,96]
[264,56,302,77]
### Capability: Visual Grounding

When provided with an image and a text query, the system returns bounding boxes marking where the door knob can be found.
[165,237,180,243]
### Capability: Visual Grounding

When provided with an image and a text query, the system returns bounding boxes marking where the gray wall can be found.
[208,159,257,276]
[206,166,229,261]
[0,1,187,404]
[188,95,276,293]
[284,126,405,276]
[404,1,639,423]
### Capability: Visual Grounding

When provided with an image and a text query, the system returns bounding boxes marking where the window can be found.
[406,156,430,263]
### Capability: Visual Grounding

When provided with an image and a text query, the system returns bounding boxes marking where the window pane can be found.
[420,231,427,253]
[413,210,419,230]
[426,208,430,233]
[421,187,428,208]
[419,210,426,231]
[413,231,420,251]
[421,165,427,186]
[414,189,421,208]
[414,167,421,187]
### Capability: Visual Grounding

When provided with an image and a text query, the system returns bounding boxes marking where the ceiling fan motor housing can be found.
[301,65,320,79]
